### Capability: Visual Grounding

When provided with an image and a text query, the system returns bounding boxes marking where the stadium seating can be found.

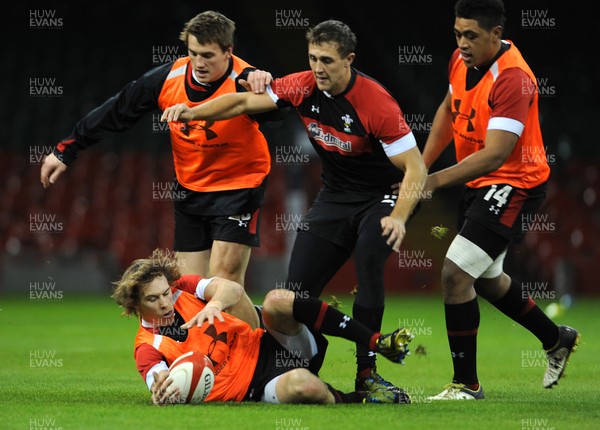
[1,149,596,295]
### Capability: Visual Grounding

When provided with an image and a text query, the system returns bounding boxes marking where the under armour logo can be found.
[181,120,218,140]
[228,213,251,227]
[381,194,397,207]
[489,205,500,215]
[311,105,319,113]
[451,99,476,132]
[203,324,228,367]
[549,357,562,369]
[339,315,351,329]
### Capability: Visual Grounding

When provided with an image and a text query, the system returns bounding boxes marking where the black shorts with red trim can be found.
[303,188,419,251]
[458,182,547,244]
[174,209,261,251]
[172,178,266,251]
[243,330,329,402]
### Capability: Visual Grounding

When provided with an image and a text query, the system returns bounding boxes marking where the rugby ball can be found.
[168,351,215,404]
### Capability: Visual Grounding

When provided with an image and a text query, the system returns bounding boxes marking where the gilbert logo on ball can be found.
[168,351,215,403]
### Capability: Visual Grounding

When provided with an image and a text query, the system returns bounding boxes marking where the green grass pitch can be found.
[1,293,598,430]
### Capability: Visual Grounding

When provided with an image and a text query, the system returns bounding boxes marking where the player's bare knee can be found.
[441,259,474,300]
[210,242,251,283]
[264,289,294,314]
[475,273,511,301]
[285,368,327,403]
[442,259,466,288]
[176,251,209,276]
[211,263,244,285]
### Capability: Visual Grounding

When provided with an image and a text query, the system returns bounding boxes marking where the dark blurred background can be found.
[1,0,597,300]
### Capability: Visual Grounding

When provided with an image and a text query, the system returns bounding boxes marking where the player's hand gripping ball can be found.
[168,351,215,404]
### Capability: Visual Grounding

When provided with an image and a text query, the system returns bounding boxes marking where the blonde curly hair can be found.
[112,249,182,317]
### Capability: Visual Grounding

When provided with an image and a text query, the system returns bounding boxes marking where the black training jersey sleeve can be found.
[54,63,172,165]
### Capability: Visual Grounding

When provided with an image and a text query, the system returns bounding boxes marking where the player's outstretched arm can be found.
[181,277,248,328]
[161,91,277,123]
[427,128,518,191]
[382,146,428,252]
[422,90,454,169]
[40,153,68,188]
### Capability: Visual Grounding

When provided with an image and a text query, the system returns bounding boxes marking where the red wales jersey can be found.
[269,69,417,197]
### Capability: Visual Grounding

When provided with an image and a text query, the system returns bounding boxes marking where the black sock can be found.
[325,383,364,403]
[491,279,559,349]
[292,296,380,351]
[353,303,384,375]
[445,298,480,386]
